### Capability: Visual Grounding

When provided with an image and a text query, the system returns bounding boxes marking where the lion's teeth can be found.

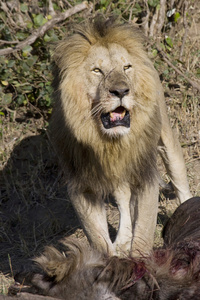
[110,110,126,122]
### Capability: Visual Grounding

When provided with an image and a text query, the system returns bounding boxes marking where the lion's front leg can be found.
[113,184,132,255]
[131,180,159,256]
[69,191,114,255]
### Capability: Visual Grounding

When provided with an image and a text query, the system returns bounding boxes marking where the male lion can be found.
[50,18,191,256]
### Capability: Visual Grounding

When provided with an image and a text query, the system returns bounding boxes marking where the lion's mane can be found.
[50,18,162,196]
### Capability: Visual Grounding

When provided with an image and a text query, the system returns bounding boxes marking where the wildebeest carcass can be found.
[9,196,200,299]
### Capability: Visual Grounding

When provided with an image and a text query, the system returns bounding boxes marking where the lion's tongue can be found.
[110,107,125,122]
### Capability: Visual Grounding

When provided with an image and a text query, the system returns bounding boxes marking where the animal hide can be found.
[9,197,200,299]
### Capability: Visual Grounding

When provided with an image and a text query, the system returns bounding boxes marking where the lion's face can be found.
[83,43,135,138]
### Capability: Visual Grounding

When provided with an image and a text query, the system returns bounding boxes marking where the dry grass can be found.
[0,272,14,295]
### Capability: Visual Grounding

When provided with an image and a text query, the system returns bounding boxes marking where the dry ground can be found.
[0,5,200,296]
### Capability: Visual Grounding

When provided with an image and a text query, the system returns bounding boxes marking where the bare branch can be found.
[0,40,19,45]
[0,2,92,56]
[156,0,166,35]
[141,0,150,36]
[48,0,56,16]
[149,5,159,37]
[149,0,166,37]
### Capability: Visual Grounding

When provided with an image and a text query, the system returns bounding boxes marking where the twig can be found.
[170,0,175,9]
[0,2,91,56]
[156,0,166,35]
[141,0,150,36]
[48,0,56,16]
[179,1,188,60]
[0,39,19,45]
[1,2,17,29]
[149,5,159,37]
[149,0,166,37]
[177,0,185,11]
[157,47,200,92]
[63,0,73,8]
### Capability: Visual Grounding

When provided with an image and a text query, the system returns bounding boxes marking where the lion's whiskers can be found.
[79,103,103,129]
[91,102,103,117]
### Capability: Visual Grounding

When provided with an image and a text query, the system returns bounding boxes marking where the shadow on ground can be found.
[0,133,80,273]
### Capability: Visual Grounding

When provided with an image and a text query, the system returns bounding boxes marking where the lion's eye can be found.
[124,64,132,71]
[92,68,102,73]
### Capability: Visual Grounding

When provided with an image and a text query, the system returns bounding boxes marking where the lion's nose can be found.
[109,87,129,99]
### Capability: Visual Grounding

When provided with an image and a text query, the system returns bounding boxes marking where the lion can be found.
[49,18,192,256]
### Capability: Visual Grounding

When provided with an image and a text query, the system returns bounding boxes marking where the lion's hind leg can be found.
[158,95,192,203]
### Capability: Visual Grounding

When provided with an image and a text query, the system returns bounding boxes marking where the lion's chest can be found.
[88,143,137,187]
[70,133,158,194]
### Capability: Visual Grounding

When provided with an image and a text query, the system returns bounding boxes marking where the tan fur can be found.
[32,239,122,300]
[50,18,191,256]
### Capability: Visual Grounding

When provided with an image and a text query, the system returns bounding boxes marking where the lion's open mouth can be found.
[100,106,130,129]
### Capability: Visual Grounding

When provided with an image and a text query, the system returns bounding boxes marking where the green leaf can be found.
[148,0,159,7]
[44,94,51,106]
[132,3,141,13]
[38,83,44,88]
[26,56,38,67]
[174,12,180,23]
[7,60,15,68]
[152,49,158,57]
[27,93,35,102]
[21,62,29,72]
[1,80,9,86]
[22,45,33,57]
[163,69,169,75]
[27,21,33,29]
[0,12,6,22]
[159,42,165,51]
[2,93,12,105]
[34,14,47,27]
[0,56,6,64]
[21,85,33,92]
[44,30,58,42]
[196,68,200,77]
[46,85,52,94]
[52,3,59,10]
[20,3,28,12]
[16,95,25,105]
[165,36,173,48]
[44,34,51,42]
[12,81,21,87]
[16,32,28,41]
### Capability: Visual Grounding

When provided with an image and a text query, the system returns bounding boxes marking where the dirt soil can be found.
[0,3,200,295]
